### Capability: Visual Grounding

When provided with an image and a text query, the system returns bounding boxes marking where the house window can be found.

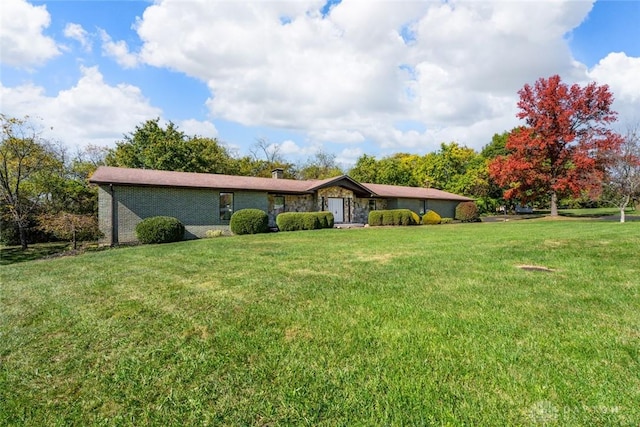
[368,199,376,211]
[273,195,285,215]
[220,192,233,222]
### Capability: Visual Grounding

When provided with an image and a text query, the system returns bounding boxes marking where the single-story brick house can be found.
[89,166,473,244]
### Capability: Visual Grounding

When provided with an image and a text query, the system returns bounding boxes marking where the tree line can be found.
[2,75,639,249]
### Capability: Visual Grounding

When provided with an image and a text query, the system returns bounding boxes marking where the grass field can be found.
[1,220,639,425]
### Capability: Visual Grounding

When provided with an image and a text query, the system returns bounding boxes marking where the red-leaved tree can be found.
[489,75,622,216]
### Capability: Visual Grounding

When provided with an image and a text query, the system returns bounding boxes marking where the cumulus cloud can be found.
[337,147,364,167]
[99,29,140,68]
[1,66,161,148]
[179,119,218,139]
[6,0,634,158]
[0,0,60,67]
[64,23,92,51]
[587,52,640,128]
[131,0,603,152]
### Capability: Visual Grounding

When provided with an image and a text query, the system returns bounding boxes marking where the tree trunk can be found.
[550,192,558,217]
[620,194,629,223]
[18,223,28,250]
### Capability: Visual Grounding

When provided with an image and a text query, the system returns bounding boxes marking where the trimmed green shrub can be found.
[368,211,384,226]
[230,209,269,235]
[410,211,421,225]
[302,213,320,230]
[136,216,184,244]
[316,212,335,228]
[368,209,419,226]
[382,210,395,225]
[455,201,480,222]
[422,210,442,225]
[276,212,333,232]
[440,217,453,224]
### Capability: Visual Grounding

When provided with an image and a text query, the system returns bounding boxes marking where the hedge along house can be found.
[89,166,473,244]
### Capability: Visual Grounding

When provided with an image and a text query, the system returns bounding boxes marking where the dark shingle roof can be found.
[89,166,472,201]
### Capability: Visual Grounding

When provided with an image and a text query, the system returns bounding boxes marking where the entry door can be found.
[328,198,344,223]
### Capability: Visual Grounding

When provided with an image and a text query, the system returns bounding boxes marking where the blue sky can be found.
[2,0,639,166]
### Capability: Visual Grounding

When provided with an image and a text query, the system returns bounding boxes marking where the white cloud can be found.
[131,0,605,153]
[179,119,218,139]
[587,52,640,129]
[0,0,60,67]
[99,29,140,69]
[588,52,640,104]
[64,23,91,51]
[1,66,161,149]
[337,147,364,167]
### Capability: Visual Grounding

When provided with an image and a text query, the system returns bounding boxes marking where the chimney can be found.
[272,168,284,179]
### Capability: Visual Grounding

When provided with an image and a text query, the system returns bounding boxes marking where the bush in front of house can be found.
[230,209,269,235]
[136,216,185,244]
[440,217,453,224]
[410,211,421,225]
[276,212,333,231]
[316,212,335,229]
[368,211,384,226]
[422,210,442,225]
[368,209,419,226]
[455,201,480,222]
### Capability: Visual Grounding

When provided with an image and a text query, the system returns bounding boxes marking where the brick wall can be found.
[98,185,268,243]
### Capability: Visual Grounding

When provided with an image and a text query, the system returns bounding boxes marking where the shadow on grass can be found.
[0,242,70,266]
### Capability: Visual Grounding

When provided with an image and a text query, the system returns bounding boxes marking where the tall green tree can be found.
[106,118,236,174]
[350,153,417,186]
[420,142,484,194]
[481,131,512,159]
[349,154,379,183]
[0,115,62,249]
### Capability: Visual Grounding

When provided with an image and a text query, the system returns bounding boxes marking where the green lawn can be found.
[0,242,71,266]
[1,221,639,425]
[558,207,637,218]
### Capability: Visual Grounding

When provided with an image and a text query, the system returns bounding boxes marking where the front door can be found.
[328,198,344,223]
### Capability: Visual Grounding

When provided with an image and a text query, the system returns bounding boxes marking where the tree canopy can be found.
[489,75,622,216]
[106,118,237,174]
[0,115,64,249]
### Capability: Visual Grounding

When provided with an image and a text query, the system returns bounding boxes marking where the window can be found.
[368,199,376,211]
[273,195,285,215]
[220,192,233,222]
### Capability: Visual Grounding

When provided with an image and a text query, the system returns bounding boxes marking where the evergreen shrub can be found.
[230,209,269,235]
[368,211,384,226]
[316,212,335,228]
[422,210,442,225]
[276,212,333,231]
[455,201,480,222]
[411,211,421,225]
[136,216,184,244]
[368,209,419,226]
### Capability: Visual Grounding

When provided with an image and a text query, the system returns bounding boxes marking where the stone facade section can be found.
[353,197,388,223]
[267,194,314,227]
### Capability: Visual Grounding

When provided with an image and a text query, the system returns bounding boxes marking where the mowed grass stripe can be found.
[1,220,639,425]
